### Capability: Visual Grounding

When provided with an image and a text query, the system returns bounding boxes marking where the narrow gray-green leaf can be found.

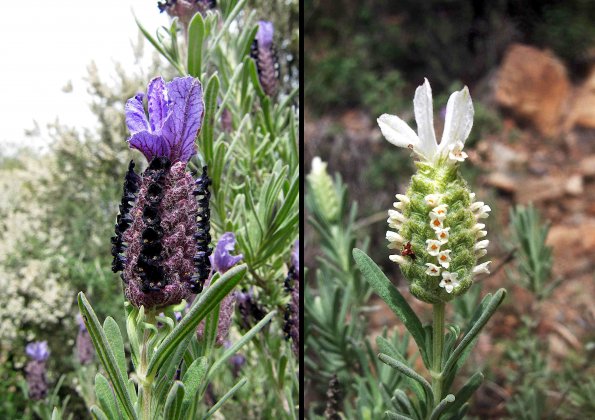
[78,292,136,420]
[444,372,484,418]
[163,381,185,420]
[203,377,247,419]
[353,249,428,368]
[429,394,455,420]
[95,373,120,420]
[208,310,276,378]
[378,353,433,405]
[187,12,205,77]
[385,411,414,420]
[90,406,109,420]
[181,357,209,416]
[146,264,246,379]
[442,289,506,377]
[103,317,127,380]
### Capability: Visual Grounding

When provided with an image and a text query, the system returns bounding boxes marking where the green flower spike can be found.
[378,78,491,303]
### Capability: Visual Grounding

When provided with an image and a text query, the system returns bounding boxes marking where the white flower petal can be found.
[413,78,438,161]
[472,261,491,275]
[387,231,404,244]
[475,240,489,250]
[439,86,474,157]
[389,255,407,265]
[378,113,420,152]
[395,194,410,204]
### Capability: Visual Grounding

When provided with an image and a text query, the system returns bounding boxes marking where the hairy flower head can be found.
[379,79,490,303]
[111,76,212,310]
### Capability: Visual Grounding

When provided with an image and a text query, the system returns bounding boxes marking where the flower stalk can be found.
[431,301,445,406]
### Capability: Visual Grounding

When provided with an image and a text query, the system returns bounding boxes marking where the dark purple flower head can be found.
[26,360,48,400]
[25,341,50,362]
[125,76,204,165]
[283,242,300,357]
[114,75,212,309]
[236,287,266,331]
[250,21,279,97]
[157,0,216,26]
[210,232,243,274]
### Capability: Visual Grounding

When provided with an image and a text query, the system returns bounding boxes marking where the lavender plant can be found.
[349,79,507,419]
[78,1,298,418]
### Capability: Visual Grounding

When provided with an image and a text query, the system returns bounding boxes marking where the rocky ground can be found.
[305,43,595,417]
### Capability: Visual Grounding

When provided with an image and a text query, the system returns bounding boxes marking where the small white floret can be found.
[426,239,441,256]
[424,194,443,207]
[439,271,460,293]
[472,261,491,276]
[435,227,450,244]
[437,250,452,268]
[389,255,407,265]
[448,141,468,163]
[387,231,404,244]
[475,240,489,251]
[395,194,410,204]
[425,263,441,276]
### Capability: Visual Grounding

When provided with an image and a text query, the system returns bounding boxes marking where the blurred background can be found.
[0,0,299,417]
[305,0,595,418]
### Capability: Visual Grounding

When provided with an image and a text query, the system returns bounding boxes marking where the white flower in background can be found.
[377,78,474,165]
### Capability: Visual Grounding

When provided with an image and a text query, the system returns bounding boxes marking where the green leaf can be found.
[181,357,209,416]
[146,264,247,379]
[187,12,205,77]
[385,411,414,420]
[208,310,276,379]
[95,373,120,420]
[90,406,109,420]
[378,353,433,405]
[163,381,185,420]
[429,394,455,420]
[203,377,248,419]
[199,73,220,165]
[247,58,266,100]
[103,317,127,380]
[442,289,506,378]
[444,372,484,418]
[353,248,429,368]
[78,292,136,420]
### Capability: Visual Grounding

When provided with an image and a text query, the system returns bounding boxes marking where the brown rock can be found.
[565,174,584,195]
[515,176,566,203]
[495,44,571,137]
[579,155,595,176]
[485,172,518,193]
[567,66,595,129]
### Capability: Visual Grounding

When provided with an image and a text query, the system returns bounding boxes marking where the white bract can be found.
[377,78,474,165]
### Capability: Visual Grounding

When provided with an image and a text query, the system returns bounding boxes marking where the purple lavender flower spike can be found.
[111,76,212,310]
[25,341,50,362]
[236,287,266,331]
[251,20,280,97]
[196,279,237,346]
[210,232,243,274]
[25,341,50,400]
[283,242,300,357]
[125,76,204,164]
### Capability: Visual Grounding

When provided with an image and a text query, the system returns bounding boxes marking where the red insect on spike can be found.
[401,241,416,260]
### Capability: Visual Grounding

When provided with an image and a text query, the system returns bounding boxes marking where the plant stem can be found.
[432,302,445,406]
[141,311,156,420]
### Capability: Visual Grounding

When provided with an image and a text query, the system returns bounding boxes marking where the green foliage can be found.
[508,204,556,300]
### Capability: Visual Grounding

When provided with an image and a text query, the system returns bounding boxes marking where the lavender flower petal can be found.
[25,341,50,362]
[129,131,171,163]
[147,77,169,133]
[210,232,243,274]
[256,20,274,48]
[162,77,204,163]
[125,93,150,134]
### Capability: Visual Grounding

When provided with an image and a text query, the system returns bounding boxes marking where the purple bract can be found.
[256,20,274,48]
[210,232,243,274]
[25,341,50,362]
[125,76,204,164]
